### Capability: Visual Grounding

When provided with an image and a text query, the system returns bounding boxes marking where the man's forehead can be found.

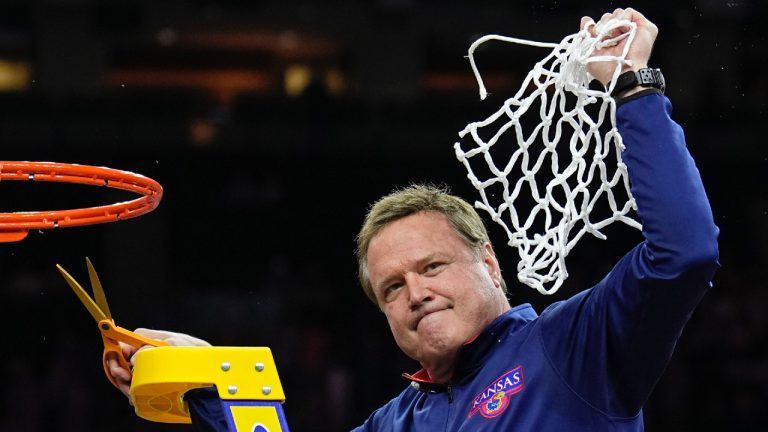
[370,212,454,247]
[367,213,465,269]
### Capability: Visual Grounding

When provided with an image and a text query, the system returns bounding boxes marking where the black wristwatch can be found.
[610,68,665,97]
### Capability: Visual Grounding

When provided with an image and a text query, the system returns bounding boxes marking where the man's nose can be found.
[405,273,434,307]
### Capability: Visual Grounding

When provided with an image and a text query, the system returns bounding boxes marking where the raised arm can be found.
[540,8,720,418]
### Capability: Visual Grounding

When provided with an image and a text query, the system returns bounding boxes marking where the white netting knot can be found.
[454,19,643,295]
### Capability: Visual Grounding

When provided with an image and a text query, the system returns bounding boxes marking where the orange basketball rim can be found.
[0,161,163,242]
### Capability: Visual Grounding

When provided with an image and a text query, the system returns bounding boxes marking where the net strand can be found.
[455,19,642,295]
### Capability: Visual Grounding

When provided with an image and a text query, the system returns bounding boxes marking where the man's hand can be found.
[581,8,658,87]
[106,328,212,403]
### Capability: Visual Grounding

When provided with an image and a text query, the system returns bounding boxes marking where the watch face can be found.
[639,68,665,91]
[612,68,665,96]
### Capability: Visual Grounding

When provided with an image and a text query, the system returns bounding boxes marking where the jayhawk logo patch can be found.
[468,366,524,419]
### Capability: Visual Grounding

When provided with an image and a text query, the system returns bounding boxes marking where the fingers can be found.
[592,8,656,32]
[106,352,134,401]
[134,328,212,347]
[584,7,631,28]
[584,8,657,48]
[106,352,132,381]
[129,344,156,365]
[628,8,659,38]
[624,8,649,25]
[587,8,631,29]
[119,340,139,362]
[583,8,658,85]
[582,10,627,40]
[132,328,182,340]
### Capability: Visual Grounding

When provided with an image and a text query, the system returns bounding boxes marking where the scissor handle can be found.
[98,320,168,390]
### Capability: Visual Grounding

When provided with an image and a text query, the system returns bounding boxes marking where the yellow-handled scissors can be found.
[56,258,168,389]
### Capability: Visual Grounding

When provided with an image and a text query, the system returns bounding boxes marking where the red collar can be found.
[402,368,434,384]
[402,330,483,384]
[401,306,537,386]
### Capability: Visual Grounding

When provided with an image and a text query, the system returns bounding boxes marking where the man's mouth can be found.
[414,306,449,329]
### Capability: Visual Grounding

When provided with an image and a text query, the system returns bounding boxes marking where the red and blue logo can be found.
[468,366,524,419]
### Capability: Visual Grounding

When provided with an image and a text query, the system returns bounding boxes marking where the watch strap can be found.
[611,68,665,97]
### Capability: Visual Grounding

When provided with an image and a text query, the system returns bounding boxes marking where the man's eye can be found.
[383,283,403,301]
[425,262,444,273]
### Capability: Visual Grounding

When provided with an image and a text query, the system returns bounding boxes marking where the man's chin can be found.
[417,332,463,359]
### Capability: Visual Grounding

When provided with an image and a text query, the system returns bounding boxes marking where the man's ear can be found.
[482,242,502,289]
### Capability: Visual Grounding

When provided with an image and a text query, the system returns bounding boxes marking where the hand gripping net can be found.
[454,19,642,295]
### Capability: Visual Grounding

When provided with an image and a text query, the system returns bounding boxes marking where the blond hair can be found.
[355,184,507,303]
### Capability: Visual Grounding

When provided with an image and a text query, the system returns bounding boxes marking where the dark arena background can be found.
[1,1,766,431]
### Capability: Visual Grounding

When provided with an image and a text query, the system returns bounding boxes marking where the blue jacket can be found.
[351,92,720,431]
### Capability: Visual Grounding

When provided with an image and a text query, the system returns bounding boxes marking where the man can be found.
[349,7,719,431]
[111,7,719,431]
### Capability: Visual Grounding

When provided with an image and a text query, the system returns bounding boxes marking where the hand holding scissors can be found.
[56,258,168,390]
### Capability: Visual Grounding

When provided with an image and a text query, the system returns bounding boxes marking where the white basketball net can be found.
[454,19,643,295]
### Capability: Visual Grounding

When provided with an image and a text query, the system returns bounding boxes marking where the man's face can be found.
[366,211,508,375]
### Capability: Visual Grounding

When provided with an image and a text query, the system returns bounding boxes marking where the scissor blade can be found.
[86,257,112,320]
[56,264,108,323]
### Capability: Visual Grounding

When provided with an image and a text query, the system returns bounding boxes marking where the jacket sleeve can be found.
[540,92,720,417]
[185,387,231,432]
